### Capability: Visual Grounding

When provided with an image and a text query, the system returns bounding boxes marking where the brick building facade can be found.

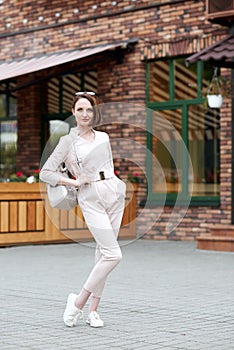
[0,0,233,245]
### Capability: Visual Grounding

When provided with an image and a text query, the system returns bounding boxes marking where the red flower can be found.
[16,171,23,177]
[33,169,40,173]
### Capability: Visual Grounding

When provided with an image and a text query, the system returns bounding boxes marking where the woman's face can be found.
[72,97,94,128]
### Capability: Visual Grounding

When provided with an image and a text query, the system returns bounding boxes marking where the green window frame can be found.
[146,58,220,206]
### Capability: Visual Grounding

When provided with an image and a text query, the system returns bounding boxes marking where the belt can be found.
[90,170,115,182]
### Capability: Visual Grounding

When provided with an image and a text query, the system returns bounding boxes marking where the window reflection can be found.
[0,121,17,179]
[188,105,220,196]
[174,59,199,100]
[151,109,182,194]
[149,61,169,102]
[0,95,6,118]
[0,82,17,180]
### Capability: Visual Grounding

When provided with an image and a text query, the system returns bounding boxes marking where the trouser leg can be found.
[75,214,121,311]
[82,209,122,294]
[88,246,102,312]
[91,200,125,298]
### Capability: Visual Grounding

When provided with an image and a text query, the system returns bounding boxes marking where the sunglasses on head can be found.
[75,91,95,96]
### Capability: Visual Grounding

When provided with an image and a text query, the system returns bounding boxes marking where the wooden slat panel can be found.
[49,206,60,237]
[60,210,68,230]
[9,201,18,232]
[68,209,76,229]
[18,201,27,231]
[44,202,60,238]
[0,202,9,232]
[122,203,130,226]
[75,206,86,228]
[36,201,45,230]
[27,201,36,231]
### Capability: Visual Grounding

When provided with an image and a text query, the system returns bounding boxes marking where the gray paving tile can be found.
[0,240,234,350]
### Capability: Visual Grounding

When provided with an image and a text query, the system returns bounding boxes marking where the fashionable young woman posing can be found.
[40,92,126,328]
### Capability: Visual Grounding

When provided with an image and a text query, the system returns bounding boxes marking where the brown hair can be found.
[72,93,102,126]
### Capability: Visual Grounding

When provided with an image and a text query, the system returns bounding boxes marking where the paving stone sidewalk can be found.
[0,239,234,350]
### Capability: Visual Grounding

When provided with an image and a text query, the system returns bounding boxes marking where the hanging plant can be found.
[206,67,232,108]
[207,67,223,108]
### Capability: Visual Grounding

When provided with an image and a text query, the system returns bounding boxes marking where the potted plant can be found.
[0,169,40,183]
[207,78,223,108]
[206,67,232,108]
[127,172,141,191]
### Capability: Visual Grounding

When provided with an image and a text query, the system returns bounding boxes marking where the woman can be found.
[40,92,126,328]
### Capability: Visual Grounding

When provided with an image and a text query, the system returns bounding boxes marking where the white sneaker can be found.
[63,293,83,327]
[86,311,104,328]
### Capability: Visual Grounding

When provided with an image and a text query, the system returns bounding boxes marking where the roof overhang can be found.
[0,39,138,83]
[186,34,234,68]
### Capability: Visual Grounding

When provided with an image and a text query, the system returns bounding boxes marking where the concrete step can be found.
[197,235,234,252]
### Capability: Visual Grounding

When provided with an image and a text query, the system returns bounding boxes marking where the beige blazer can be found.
[40,127,115,186]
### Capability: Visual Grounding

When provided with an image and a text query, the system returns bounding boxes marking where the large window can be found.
[147,58,220,205]
[0,82,17,180]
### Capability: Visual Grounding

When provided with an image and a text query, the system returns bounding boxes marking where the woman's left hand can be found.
[77,173,91,186]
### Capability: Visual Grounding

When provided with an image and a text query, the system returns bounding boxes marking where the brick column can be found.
[16,75,42,175]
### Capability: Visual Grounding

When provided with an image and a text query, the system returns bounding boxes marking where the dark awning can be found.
[0,39,137,82]
[186,34,234,66]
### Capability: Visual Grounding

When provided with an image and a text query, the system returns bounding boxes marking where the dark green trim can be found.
[147,191,221,206]
[80,72,85,91]
[169,59,174,101]
[232,67,234,224]
[147,98,206,109]
[140,198,220,208]
[145,62,150,102]
[182,104,188,198]
[146,109,153,194]
[0,116,16,121]
[197,61,203,99]
[59,78,63,113]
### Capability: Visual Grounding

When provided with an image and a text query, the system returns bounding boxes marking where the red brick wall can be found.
[0,1,226,61]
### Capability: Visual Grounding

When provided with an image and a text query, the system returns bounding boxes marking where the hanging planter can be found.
[207,94,223,108]
[206,67,223,109]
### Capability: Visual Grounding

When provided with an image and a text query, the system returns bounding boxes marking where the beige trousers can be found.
[78,176,126,298]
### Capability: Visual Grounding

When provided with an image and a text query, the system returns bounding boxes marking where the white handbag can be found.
[46,138,80,211]
[46,159,79,210]
[47,181,78,210]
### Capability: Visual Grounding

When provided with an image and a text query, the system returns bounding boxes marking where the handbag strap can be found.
[72,140,81,170]
[59,134,81,176]
[62,132,82,174]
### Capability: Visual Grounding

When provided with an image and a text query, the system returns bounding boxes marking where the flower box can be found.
[0,182,136,246]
